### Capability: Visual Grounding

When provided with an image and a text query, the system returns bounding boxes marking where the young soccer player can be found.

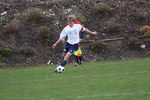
[66,20,85,66]
[52,15,97,71]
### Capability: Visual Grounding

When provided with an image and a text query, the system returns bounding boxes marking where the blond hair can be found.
[67,15,76,22]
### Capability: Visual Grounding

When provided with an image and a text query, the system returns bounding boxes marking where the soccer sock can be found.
[75,56,79,64]
[60,60,67,67]
[79,56,83,65]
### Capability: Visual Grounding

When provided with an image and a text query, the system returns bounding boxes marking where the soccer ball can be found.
[55,66,65,73]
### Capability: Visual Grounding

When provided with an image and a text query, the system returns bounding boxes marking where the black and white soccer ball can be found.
[55,66,65,73]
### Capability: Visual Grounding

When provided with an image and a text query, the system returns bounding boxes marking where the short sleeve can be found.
[59,28,67,40]
[77,24,85,32]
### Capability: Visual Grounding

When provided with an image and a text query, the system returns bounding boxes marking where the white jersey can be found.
[59,24,84,45]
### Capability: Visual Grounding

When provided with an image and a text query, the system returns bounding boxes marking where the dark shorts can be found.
[63,42,79,53]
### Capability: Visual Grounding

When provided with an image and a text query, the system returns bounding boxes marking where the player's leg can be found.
[60,43,78,67]
[74,55,83,66]
[59,43,69,66]
[74,55,80,66]
[74,47,83,66]
[73,47,80,66]
[79,56,83,65]
[60,52,72,67]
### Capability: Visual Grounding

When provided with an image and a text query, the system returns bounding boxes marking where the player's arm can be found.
[52,28,67,49]
[84,28,98,35]
[78,24,97,35]
[52,39,63,49]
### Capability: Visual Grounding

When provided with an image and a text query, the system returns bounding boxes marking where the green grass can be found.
[0,58,150,100]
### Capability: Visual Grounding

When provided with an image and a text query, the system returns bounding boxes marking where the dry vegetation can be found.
[89,41,107,53]
[38,26,52,40]
[4,20,20,34]
[128,37,143,50]
[19,46,37,57]
[139,25,150,36]
[0,0,150,66]
[22,8,45,23]
[92,3,113,15]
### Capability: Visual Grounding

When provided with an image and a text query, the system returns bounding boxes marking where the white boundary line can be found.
[0,71,149,84]
[44,91,150,100]
[75,91,150,99]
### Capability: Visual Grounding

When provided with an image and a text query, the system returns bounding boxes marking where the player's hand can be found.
[52,44,57,49]
[92,31,98,35]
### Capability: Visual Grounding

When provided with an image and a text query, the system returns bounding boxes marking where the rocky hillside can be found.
[0,0,150,67]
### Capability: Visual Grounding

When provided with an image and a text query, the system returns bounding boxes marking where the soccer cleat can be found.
[74,63,80,67]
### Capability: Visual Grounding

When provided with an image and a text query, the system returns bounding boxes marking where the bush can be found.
[108,24,121,33]
[24,8,45,23]
[0,40,8,47]
[89,41,107,53]
[0,46,12,57]
[14,0,24,3]
[61,0,73,7]
[0,41,14,50]
[129,9,148,22]
[128,37,142,50]
[139,25,150,36]
[38,26,52,40]
[0,55,3,60]
[75,13,87,24]
[106,20,121,33]
[0,18,6,24]
[4,20,19,34]
[19,46,37,57]
[13,0,22,3]
[92,3,112,15]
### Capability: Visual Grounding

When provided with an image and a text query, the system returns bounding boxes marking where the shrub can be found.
[38,26,52,40]
[0,55,3,60]
[0,41,14,50]
[0,18,6,24]
[61,0,73,7]
[108,24,121,33]
[129,9,148,22]
[106,20,121,33]
[19,46,37,57]
[89,41,107,53]
[14,0,23,3]
[92,3,112,15]
[24,8,44,23]
[0,46,12,57]
[4,20,19,34]
[75,13,87,24]
[139,25,150,36]
[0,40,8,47]
[128,37,142,50]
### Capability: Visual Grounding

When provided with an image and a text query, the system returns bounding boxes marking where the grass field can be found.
[0,58,150,100]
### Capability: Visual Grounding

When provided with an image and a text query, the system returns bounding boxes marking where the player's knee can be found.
[64,52,72,60]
